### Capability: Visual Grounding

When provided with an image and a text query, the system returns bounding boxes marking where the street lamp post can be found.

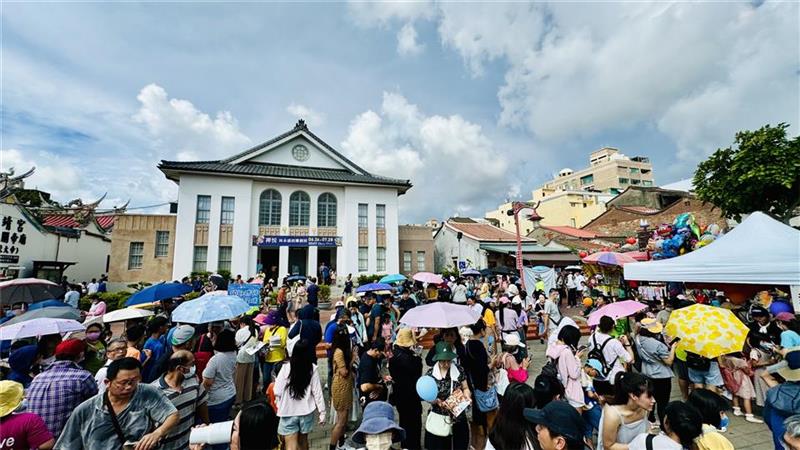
[506,201,543,290]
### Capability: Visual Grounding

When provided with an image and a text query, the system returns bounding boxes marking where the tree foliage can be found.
[693,123,800,223]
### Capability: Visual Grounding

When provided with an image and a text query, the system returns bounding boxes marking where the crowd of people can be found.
[0,270,798,450]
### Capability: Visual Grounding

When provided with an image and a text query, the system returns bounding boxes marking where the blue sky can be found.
[2,2,797,222]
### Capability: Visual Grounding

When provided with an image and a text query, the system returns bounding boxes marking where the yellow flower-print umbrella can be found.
[665,304,749,359]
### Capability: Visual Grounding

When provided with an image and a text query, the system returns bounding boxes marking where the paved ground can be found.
[304,328,775,450]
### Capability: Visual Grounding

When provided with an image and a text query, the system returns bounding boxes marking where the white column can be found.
[231,184,252,276]
[308,192,318,279]
[278,187,291,277]
[171,186,196,280]
[385,194,399,273]
[368,203,376,273]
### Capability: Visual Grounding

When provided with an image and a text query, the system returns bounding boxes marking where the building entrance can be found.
[317,248,337,283]
[288,247,308,276]
[258,248,279,281]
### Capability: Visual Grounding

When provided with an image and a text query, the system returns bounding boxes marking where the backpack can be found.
[541,357,559,379]
[587,334,614,378]
[686,352,711,371]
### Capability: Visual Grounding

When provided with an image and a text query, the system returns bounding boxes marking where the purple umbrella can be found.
[581,251,638,266]
[356,283,393,293]
[400,302,482,328]
[412,272,444,285]
[587,300,648,326]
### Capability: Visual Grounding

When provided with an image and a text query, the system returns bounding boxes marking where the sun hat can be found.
[524,400,584,445]
[0,381,24,418]
[778,349,800,381]
[512,297,523,305]
[334,300,345,308]
[352,401,406,444]
[504,333,525,348]
[55,338,86,358]
[499,296,510,304]
[395,328,416,348]
[641,318,663,334]
[775,312,796,322]
[432,341,458,361]
[263,309,282,326]
[171,325,195,346]
[585,359,604,374]
[253,313,269,325]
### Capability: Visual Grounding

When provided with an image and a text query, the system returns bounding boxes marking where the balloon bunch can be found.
[647,213,722,260]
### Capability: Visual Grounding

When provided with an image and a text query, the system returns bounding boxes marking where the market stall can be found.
[624,212,800,310]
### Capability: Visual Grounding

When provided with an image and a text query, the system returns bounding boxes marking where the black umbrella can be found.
[285,274,307,283]
[1,305,81,326]
[0,278,65,306]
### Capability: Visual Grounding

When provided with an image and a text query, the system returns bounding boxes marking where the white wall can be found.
[248,136,347,170]
[172,174,402,279]
[433,225,487,272]
[0,204,110,283]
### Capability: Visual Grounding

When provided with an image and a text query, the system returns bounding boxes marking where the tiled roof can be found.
[159,160,411,190]
[618,206,661,214]
[96,215,115,230]
[446,221,534,242]
[541,225,598,239]
[42,215,80,228]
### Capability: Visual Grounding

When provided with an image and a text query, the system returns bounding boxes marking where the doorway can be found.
[317,247,337,284]
[258,248,279,281]
[288,247,308,276]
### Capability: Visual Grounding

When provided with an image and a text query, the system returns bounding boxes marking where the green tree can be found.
[693,123,800,223]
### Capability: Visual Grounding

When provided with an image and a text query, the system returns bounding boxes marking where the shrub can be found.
[357,274,383,285]
[184,291,202,301]
[190,271,211,281]
[96,291,132,313]
[217,270,231,281]
[319,284,331,301]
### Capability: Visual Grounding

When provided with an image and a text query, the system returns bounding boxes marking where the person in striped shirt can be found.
[152,350,209,450]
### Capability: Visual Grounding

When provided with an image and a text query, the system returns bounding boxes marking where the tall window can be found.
[193,246,208,272]
[196,195,211,224]
[580,174,594,186]
[317,193,337,227]
[377,247,386,271]
[221,197,235,225]
[289,191,310,227]
[358,204,368,228]
[416,251,426,272]
[403,251,412,272]
[358,247,368,271]
[128,242,144,269]
[259,189,282,226]
[376,204,386,229]
[218,246,232,271]
[154,231,169,257]
[619,178,629,184]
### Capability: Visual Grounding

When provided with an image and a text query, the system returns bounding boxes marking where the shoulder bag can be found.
[286,321,303,356]
[425,376,454,437]
[466,344,498,412]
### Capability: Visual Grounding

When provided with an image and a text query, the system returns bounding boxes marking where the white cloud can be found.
[342,92,513,220]
[286,103,327,127]
[0,149,82,200]
[133,83,251,161]
[397,23,424,56]
[347,1,435,26]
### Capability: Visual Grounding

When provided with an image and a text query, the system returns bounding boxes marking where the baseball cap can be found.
[585,359,603,374]
[775,312,796,322]
[523,400,584,445]
[751,305,770,317]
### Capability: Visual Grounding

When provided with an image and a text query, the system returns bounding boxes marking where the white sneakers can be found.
[732,407,765,424]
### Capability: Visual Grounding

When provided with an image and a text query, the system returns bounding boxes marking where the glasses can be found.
[112,378,140,388]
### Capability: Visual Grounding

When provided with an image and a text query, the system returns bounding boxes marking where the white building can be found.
[159,120,412,281]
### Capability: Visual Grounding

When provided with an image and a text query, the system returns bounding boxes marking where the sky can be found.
[2,2,798,223]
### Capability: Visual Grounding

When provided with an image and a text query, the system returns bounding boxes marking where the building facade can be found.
[536,147,654,195]
[398,225,434,276]
[159,120,412,281]
[108,214,176,288]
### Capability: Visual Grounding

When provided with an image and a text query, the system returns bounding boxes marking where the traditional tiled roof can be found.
[95,215,116,230]
[540,225,598,239]
[42,215,80,228]
[158,160,411,190]
[617,206,661,214]
[445,221,534,242]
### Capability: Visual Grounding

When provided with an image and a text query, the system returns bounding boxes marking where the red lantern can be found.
[626,237,637,245]
[578,251,588,258]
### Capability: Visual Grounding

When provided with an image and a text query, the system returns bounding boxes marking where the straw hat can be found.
[778,349,800,382]
[0,381,24,418]
[395,328,416,348]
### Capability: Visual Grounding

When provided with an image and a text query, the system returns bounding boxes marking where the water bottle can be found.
[719,413,729,432]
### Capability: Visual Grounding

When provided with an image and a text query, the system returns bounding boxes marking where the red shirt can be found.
[0,412,53,450]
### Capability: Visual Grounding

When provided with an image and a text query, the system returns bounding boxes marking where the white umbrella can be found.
[0,318,84,340]
[400,302,482,328]
[103,307,154,323]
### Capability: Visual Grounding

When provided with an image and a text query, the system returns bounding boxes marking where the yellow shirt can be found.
[261,325,288,363]
[483,308,496,327]
[695,425,734,450]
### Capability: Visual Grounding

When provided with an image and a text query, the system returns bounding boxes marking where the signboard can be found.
[0,255,19,264]
[458,261,467,270]
[252,235,341,247]
[227,283,261,307]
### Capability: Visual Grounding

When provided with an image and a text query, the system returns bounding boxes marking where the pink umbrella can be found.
[412,272,444,284]
[400,302,481,328]
[588,300,648,326]
[581,251,638,266]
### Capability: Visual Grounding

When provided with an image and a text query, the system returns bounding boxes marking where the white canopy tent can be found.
[624,212,800,309]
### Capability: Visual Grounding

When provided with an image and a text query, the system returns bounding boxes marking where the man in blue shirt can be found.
[306,277,319,307]
[142,317,170,383]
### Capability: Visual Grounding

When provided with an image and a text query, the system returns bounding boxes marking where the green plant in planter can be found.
[319,284,331,301]
[356,274,383,285]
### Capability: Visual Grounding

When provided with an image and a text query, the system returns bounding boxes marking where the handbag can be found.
[286,321,303,356]
[465,344,498,412]
[425,411,453,437]
[495,368,510,396]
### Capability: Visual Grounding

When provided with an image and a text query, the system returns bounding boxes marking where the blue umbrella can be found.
[126,282,192,306]
[379,274,407,284]
[27,299,70,310]
[285,274,307,283]
[356,283,393,293]
[171,294,250,324]
[461,268,481,276]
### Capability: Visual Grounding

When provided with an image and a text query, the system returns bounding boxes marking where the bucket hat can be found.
[0,380,24,418]
[352,401,405,444]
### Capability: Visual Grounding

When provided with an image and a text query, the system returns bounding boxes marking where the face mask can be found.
[365,432,393,450]
[86,332,102,341]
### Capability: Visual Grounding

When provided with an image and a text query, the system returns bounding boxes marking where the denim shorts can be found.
[278,413,315,435]
[688,361,723,386]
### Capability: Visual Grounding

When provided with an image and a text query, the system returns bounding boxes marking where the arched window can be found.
[289,191,310,227]
[258,189,281,226]
[317,193,337,228]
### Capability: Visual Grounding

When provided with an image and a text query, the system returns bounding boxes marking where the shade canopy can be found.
[624,212,800,285]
